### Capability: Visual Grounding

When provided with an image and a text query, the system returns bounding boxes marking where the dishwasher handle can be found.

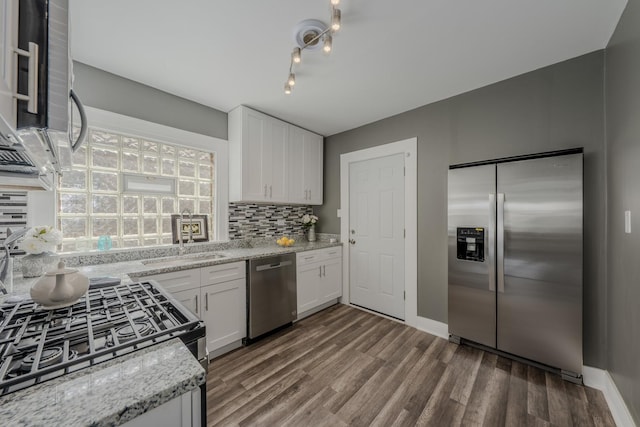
[255,260,293,272]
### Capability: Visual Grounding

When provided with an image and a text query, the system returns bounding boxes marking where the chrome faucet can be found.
[178,209,194,254]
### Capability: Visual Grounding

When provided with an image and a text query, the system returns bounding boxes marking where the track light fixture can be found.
[284,0,343,95]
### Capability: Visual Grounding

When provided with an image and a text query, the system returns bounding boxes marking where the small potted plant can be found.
[20,226,63,278]
[301,214,319,242]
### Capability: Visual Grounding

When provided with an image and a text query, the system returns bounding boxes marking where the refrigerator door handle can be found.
[488,194,496,291]
[497,193,505,293]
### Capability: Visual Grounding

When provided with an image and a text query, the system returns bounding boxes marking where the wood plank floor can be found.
[206,305,615,426]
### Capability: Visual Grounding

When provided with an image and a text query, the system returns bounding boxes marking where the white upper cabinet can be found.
[0,0,18,125]
[288,126,323,205]
[229,105,323,205]
[229,106,288,203]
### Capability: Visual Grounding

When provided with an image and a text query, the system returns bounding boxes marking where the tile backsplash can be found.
[228,203,313,239]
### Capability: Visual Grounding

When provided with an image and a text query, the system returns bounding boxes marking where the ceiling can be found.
[69,0,627,137]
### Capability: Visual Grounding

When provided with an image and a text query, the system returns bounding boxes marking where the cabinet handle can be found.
[264,185,267,197]
[205,293,209,311]
[269,185,272,198]
[322,265,326,277]
[308,189,311,200]
[304,190,308,200]
[195,295,198,314]
[13,42,39,113]
[319,266,322,277]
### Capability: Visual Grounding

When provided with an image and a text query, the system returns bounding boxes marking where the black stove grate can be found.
[0,281,204,396]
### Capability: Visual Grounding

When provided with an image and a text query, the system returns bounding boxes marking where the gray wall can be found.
[605,0,640,422]
[318,51,607,368]
[73,62,228,139]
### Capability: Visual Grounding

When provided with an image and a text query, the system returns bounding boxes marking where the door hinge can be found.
[404,291,406,300]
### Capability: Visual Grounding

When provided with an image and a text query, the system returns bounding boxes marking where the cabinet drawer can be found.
[201,261,246,286]
[143,269,200,293]
[297,246,342,266]
[318,246,342,260]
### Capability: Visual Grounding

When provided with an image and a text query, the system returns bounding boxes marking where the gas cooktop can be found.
[0,281,204,396]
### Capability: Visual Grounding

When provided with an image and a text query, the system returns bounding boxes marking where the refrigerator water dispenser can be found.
[456,227,485,262]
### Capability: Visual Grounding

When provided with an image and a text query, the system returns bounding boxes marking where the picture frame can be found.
[171,214,209,243]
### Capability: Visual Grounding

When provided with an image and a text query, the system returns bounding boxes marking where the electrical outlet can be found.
[625,210,631,234]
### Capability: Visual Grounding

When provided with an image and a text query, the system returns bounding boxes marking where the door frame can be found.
[340,137,418,327]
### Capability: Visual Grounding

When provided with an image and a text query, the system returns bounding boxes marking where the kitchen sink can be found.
[141,252,228,267]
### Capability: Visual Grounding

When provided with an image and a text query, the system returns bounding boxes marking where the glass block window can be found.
[57,128,215,251]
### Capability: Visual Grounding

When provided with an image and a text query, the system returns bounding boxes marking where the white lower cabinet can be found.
[171,288,200,316]
[200,278,246,351]
[296,247,343,319]
[122,387,201,427]
[297,261,323,314]
[140,261,247,357]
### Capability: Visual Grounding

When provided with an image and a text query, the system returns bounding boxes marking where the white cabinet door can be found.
[288,126,306,204]
[122,388,201,427]
[296,261,322,314]
[265,119,288,202]
[172,288,200,317]
[297,247,343,316]
[242,108,268,201]
[201,278,246,351]
[320,256,342,302]
[288,127,323,205]
[0,0,18,124]
[233,106,289,203]
[305,132,323,205]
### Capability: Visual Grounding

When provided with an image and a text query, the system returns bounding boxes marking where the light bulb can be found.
[284,83,292,95]
[292,47,301,64]
[323,34,332,53]
[331,8,341,31]
[288,73,296,86]
[331,0,340,5]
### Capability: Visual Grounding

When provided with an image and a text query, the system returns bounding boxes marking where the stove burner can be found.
[100,300,138,315]
[0,281,202,396]
[20,347,78,371]
[113,321,154,343]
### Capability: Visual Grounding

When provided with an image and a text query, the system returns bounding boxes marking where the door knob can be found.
[349,239,356,245]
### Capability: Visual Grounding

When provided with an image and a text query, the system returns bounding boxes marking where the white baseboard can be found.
[583,365,636,427]
[413,316,449,339]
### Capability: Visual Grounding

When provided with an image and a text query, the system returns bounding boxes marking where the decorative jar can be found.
[307,224,317,242]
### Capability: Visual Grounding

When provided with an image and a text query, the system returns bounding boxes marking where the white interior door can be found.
[349,153,405,319]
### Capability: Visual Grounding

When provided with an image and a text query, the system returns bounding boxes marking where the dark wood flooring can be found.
[206,304,615,426]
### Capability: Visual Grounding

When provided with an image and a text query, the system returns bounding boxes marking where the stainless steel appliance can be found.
[0,280,207,423]
[448,148,583,381]
[247,254,297,341]
[0,0,87,190]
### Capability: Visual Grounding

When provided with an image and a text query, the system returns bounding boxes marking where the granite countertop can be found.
[0,339,205,427]
[0,237,340,426]
[2,239,342,301]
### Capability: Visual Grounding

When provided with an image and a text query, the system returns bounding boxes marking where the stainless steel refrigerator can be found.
[448,149,583,381]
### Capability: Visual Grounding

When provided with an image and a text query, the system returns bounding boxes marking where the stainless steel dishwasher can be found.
[246,253,297,342]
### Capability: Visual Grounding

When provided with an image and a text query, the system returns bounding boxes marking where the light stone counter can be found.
[0,339,205,427]
[1,238,342,302]
[0,237,341,426]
